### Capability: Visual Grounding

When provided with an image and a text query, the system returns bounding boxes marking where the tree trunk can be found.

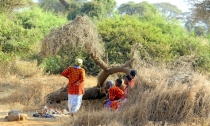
[46,66,131,103]
[59,0,70,9]
[46,85,104,103]
[46,42,139,103]
[97,67,130,87]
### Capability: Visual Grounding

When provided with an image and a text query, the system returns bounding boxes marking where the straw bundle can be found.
[40,15,104,58]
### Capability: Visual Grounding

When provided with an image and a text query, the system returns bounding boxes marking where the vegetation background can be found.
[0,0,210,125]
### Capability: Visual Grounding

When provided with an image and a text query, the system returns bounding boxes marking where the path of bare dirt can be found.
[0,75,71,126]
[0,106,68,126]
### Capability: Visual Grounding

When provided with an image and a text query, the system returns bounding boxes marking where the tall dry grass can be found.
[1,55,210,125]
[0,69,97,111]
[69,64,210,126]
[0,58,44,77]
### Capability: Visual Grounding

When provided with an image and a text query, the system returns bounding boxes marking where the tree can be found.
[118,1,159,18]
[118,1,137,15]
[38,0,68,15]
[59,0,70,9]
[154,2,182,20]
[194,25,206,36]
[187,0,210,32]
[0,7,67,60]
[93,0,116,16]
[39,16,139,103]
[185,20,194,33]
[67,1,84,20]
[59,0,116,20]
[0,0,35,13]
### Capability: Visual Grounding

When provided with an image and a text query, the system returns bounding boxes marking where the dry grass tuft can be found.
[1,55,210,125]
[0,75,97,111]
[40,15,104,58]
[0,58,44,77]
[69,65,210,126]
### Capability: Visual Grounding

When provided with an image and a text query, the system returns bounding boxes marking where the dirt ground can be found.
[0,75,76,126]
[0,75,99,126]
[0,105,68,126]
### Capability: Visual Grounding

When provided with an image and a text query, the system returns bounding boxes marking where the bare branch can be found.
[89,53,109,71]
[123,43,140,67]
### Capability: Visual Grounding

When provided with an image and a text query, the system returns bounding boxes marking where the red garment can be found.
[110,100,122,111]
[61,66,85,95]
[129,79,135,88]
[109,86,124,101]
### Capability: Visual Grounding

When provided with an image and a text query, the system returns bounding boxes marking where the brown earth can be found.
[0,75,98,126]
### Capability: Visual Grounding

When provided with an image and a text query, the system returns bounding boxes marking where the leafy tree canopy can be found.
[0,7,67,61]
[38,0,68,15]
[187,0,210,32]
[118,1,159,19]
[154,2,182,20]
[0,0,35,13]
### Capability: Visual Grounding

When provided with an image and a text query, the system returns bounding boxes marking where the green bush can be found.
[0,7,67,75]
[97,15,210,73]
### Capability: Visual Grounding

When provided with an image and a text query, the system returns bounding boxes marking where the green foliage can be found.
[14,7,67,35]
[0,0,35,13]
[38,0,68,15]
[0,7,67,73]
[67,0,116,20]
[118,1,159,19]
[67,1,84,20]
[194,25,207,37]
[0,14,31,55]
[93,0,116,15]
[154,2,182,20]
[1,2,210,75]
[97,15,184,63]
[81,1,105,19]
[97,14,210,72]
[40,43,100,75]
[41,55,63,73]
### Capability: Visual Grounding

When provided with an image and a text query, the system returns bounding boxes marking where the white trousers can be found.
[68,94,83,114]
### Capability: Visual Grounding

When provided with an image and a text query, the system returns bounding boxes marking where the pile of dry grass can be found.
[40,15,104,58]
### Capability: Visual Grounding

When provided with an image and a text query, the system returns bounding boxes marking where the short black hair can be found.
[130,70,137,77]
[116,78,122,84]
[125,75,132,81]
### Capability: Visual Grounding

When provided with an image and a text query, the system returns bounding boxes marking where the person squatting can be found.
[104,70,137,111]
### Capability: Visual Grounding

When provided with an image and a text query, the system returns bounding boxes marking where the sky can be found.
[116,0,190,12]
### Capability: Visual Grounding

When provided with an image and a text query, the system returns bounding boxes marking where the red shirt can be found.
[61,66,85,95]
[129,79,135,88]
[109,86,124,101]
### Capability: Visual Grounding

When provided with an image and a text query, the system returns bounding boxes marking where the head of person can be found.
[115,78,122,87]
[124,75,132,85]
[105,80,114,91]
[75,58,83,66]
[130,70,137,79]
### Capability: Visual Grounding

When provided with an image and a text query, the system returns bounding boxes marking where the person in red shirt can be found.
[106,78,124,110]
[61,58,85,117]
[129,70,137,88]
[110,75,132,111]
[109,78,124,101]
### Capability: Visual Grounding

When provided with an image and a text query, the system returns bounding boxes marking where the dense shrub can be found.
[97,15,210,72]
[0,7,67,74]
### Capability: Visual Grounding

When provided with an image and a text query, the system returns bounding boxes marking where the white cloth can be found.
[68,94,83,114]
